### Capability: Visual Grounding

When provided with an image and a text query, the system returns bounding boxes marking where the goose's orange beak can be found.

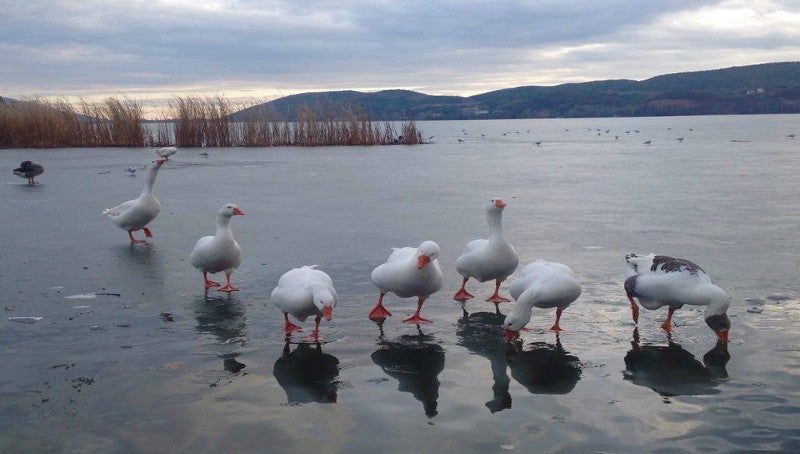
[322,306,333,321]
[716,330,729,343]
[233,207,245,215]
[495,199,506,208]
[505,328,518,341]
[417,255,431,269]
[155,158,167,165]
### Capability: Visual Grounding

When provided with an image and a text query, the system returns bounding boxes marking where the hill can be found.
[232,62,800,120]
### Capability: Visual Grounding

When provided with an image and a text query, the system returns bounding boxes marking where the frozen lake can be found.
[1,115,799,452]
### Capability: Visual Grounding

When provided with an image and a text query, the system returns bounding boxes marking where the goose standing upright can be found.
[624,253,731,342]
[454,198,519,303]
[271,265,337,340]
[502,260,582,341]
[13,160,44,185]
[103,158,166,243]
[369,241,443,324]
[189,204,244,292]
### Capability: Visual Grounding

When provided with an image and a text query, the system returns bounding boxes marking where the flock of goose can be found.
[15,146,733,345]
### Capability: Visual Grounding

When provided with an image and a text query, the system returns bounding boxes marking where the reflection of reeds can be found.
[1,95,424,148]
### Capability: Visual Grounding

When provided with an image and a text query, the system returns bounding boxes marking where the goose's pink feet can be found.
[283,313,302,334]
[217,273,239,292]
[549,308,565,332]
[486,280,511,303]
[203,272,221,288]
[128,231,146,243]
[369,293,393,319]
[402,298,432,324]
[661,307,676,332]
[453,277,473,302]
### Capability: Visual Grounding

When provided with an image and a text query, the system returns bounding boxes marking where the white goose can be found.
[502,260,582,340]
[624,253,731,342]
[369,241,443,324]
[103,158,166,243]
[189,204,244,292]
[454,198,519,303]
[271,265,337,340]
[155,146,178,160]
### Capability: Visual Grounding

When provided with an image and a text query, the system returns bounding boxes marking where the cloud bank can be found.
[2,0,798,114]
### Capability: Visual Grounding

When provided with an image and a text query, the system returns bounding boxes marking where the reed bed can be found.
[1,95,425,148]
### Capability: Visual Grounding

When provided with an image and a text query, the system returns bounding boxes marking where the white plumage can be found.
[624,253,731,342]
[155,146,178,159]
[271,265,337,340]
[189,204,244,292]
[502,260,582,340]
[454,198,519,303]
[103,158,165,243]
[369,241,443,324]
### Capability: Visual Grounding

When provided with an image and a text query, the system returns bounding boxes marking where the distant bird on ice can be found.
[13,161,44,185]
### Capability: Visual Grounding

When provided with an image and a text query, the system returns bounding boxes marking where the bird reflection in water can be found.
[457,305,583,411]
[273,341,340,404]
[623,328,730,397]
[371,327,445,418]
[193,296,247,374]
[506,335,582,395]
[456,306,512,413]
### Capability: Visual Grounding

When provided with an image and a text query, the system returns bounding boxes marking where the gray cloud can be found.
[1,0,798,107]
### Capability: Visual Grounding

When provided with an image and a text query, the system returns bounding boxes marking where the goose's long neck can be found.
[216,215,233,237]
[487,209,504,239]
[140,166,159,198]
[509,289,535,324]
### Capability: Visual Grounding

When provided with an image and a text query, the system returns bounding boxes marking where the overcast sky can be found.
[2,0,799,116]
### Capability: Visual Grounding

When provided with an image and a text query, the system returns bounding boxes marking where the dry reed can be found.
[1,95,425,148]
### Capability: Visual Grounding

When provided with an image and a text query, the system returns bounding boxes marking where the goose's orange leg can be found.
[454,277,474,302]
[369,292,392,319]
[486,280,511,303]
[403,297,432,324]
[218,273,239,292]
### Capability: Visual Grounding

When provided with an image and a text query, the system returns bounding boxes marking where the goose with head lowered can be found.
[454,198,519,303]
[103,158,166,243]
[502,260,582,341]
[189,203,244,292]
[271,265,337,341]
[369,241,443,324]
[624,253,731,342]
[13,160,44,185]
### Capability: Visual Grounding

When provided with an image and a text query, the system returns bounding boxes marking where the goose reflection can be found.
[273,341,340,404]
[193,296,247,373]
[456,306,512,413]
[371,329,445,418]
[194,296,247,341]
[506,336,582,395]
[623,329,730,397]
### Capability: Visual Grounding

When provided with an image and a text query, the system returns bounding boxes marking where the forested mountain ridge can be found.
[232,62,800,120]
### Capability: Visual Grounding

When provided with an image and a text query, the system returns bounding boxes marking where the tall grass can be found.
[0,97,152,148]
[1,95,425,148]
